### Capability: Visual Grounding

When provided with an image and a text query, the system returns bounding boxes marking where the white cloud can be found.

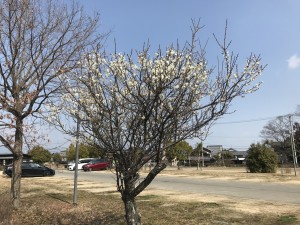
[287,54,300,70]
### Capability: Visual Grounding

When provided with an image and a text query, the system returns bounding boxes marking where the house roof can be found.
[0,153,32,160]
[190,147,211,155]
[232,151,248,156]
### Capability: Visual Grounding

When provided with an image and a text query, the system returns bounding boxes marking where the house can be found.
[206,145,223,156]
[184,147,213,166]
[59,150,68,162]
[223,148,248,164]
[231,150,247,164]
[0,153,32,166]
[190,147,212,157]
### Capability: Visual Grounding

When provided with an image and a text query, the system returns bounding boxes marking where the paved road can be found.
[56,170,300,204]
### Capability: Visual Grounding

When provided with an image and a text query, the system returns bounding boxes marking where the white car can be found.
[67,158,94,171]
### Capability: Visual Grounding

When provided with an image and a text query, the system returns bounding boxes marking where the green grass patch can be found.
[278,215,298,224]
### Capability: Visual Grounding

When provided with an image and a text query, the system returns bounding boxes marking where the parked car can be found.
[67,158,94,171]
[3,162,55,177]
[82,159,110,171]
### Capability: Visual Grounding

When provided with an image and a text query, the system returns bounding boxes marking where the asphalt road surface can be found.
[56,170,300,204]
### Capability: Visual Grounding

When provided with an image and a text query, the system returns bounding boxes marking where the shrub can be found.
[28,145,51,164]
[246,143,278,173]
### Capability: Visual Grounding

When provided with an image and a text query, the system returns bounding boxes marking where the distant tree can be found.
[77,144,92,159]
[166,141,193,162]
[260,115,300,163]
[65,143,87,161]
[296,105,300,116]
[293,122,300,163]
[79,143,106,158]
[65,144,75,161]
[219,150,234,166]
[260,116,290,143]
[221,151,234,159]
[52,153,62,163]
[86,144,105,158]
[65,143,102,161]
[191,142,203,157]
[212,154,221,161]
[192,142,205,168]
[246,143,278,173]
[28,146,51,164]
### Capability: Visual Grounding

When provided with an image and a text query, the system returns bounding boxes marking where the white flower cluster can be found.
[57,46,263,131]
[240,57,264,95]
[80,52,104,78]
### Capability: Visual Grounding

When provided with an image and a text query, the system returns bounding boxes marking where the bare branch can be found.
[0,0,107,208]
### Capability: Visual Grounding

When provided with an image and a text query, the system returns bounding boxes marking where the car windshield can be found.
[90,159,106,164]
[30,163,42,168]
[21,163,42,168]
[79,159,91,163]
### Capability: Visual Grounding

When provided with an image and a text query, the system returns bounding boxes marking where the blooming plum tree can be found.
[57,21,265,225]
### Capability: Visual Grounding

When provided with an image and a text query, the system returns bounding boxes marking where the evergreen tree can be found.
[28,146,51,164]
[246,143,278,173]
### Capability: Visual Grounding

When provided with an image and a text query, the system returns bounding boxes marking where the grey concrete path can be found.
[55,170,300,204]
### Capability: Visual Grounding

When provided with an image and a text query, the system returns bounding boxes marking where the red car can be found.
[82,159,110,171]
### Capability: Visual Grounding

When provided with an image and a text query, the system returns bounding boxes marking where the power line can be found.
[215,116,276,124]
[215,114,299,125]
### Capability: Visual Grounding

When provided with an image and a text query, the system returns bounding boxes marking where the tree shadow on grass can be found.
[46,193,72,204]
[89,213,125,225]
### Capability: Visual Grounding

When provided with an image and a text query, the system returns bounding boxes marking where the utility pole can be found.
[197,145,200,170]
[73,113,81,206]
[289,115,297,176]
[201,143,204,167]
[197,142,204,170]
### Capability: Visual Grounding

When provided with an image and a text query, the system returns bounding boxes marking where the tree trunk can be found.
[117,163,166,225]
[11,153,22,208]
[11,117,23,208]
[122,195,141,225]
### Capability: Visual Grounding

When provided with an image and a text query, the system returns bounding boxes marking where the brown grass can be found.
[0,191,13,225]
[155,166,300,184]
[1,167,300,225]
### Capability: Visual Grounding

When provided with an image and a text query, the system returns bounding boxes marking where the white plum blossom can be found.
[52,21,266,225]
[57,44,264,147]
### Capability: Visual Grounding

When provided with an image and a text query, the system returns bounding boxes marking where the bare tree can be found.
[0,0,105,208]
[260,116,292,160]
[260,113,300,163]
[260,116,291,143]
[296,105,300,116]
[57,21,265,225]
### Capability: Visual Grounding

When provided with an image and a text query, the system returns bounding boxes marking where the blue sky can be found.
[2,0,300,153]
[76,0,300,150]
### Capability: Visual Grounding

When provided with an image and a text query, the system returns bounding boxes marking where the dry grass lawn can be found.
[1,166,300,225]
